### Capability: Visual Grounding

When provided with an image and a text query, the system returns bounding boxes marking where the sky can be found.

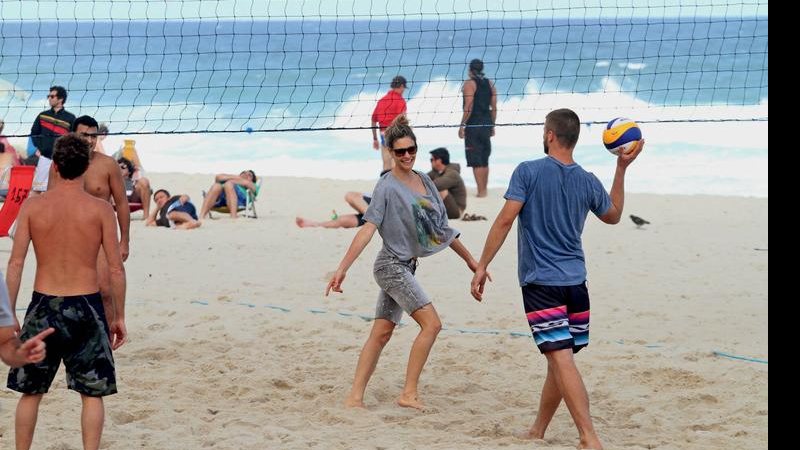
[0,0,767,21]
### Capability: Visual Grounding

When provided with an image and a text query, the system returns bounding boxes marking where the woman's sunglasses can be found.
[392,145,417,157]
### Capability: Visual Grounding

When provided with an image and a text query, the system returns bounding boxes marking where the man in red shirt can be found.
[371,76,407,171]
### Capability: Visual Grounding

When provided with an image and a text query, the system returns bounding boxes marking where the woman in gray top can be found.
[326,115,485,411]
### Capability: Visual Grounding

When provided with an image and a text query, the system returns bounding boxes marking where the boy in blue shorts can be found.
[198,170,257,219]
[470,108,644,450]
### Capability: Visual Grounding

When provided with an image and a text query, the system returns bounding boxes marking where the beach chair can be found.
[112,139,145,171]
[206,178,262,219]
[0,165,35,237]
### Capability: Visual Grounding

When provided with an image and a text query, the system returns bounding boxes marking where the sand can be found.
[0,173,768,449]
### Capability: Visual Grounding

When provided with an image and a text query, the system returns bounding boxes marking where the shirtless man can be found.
[49,115,130,324]
[7,133,127,450]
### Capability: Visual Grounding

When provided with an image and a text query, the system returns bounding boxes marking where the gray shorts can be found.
[373,258,430,324]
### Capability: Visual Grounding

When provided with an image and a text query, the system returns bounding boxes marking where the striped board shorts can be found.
[522,282,590,354]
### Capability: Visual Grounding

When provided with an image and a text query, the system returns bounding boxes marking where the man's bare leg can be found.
[295,215,358,229]
[546,349,603,450]
[397,304,442,410]
[346,319,395,408]
[81,395,105,450]
[135,178,152,217]
[168,212,201,230]
[344,191,370,215]
[222,181,239,218]
[518,364,562,440]
[15,393,43,450]
[199,183,224,219]
[473,166,489,197]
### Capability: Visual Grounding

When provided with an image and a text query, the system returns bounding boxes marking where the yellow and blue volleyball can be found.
[602,118,642,156]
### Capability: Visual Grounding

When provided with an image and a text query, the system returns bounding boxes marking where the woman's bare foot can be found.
[396,393,425,410]
[344,396,366,408]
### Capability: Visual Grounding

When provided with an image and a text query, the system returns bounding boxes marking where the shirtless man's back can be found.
[49,116,130,328]
[6,133,127,450]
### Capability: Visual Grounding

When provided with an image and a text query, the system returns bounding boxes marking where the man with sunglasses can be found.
[28,86,75,191]
[29,86,75,162]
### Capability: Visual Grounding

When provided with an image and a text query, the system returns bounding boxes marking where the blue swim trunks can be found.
[169,201,198,220]
[214,185,248,209]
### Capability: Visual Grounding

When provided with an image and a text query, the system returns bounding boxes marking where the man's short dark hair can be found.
[50,85,67,103]
[71,115,99,132]
[429,147,450,165]
[53,134,90,180]
[153,189,170,200]
[0,142,5,154]
[390,76,407,89]
[117,157,134,176]
[545,108,581,149]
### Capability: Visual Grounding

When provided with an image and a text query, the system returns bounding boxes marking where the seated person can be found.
[0,119,21,167]
[199,170,257,219]
[427,147,467,219]
[146,189,201,230]
[296,191,371,229]
[117,157,152,217]
[0,142,20,198]
[113,139,146,180]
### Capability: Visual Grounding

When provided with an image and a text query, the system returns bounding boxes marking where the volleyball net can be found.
[0,0,768,136]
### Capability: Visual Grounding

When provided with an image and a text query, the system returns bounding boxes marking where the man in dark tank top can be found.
[458,59,497,198]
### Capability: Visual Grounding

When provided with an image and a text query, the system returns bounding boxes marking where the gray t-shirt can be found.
[364,170,458,269]
[0,272,15,327]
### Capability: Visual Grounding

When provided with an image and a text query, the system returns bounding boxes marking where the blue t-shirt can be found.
[504,157,611,286]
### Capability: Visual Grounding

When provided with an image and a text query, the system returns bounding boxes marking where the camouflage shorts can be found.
[7,292,117,397]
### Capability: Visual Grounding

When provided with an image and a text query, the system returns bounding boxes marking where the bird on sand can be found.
[629,214,650,228]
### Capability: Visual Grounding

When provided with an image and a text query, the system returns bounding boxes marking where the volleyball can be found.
[602,118,642,156]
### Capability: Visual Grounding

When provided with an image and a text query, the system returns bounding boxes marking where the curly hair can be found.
[117,157,134,176]
[53,134,91,180]
[383,114,416,151]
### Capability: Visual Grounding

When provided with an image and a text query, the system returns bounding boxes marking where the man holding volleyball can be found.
[470,108,643,450]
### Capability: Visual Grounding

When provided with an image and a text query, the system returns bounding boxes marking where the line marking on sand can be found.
[712,351,768,364]
[182,300,768,365]
[264,304,290,312]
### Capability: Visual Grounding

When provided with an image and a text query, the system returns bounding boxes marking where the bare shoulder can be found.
[19,194,44,213]
[83,192,116,214]
[462,78,476,91]
[93,152,117,168]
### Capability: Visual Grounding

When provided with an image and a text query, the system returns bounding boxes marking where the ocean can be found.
[0,17,768,197]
